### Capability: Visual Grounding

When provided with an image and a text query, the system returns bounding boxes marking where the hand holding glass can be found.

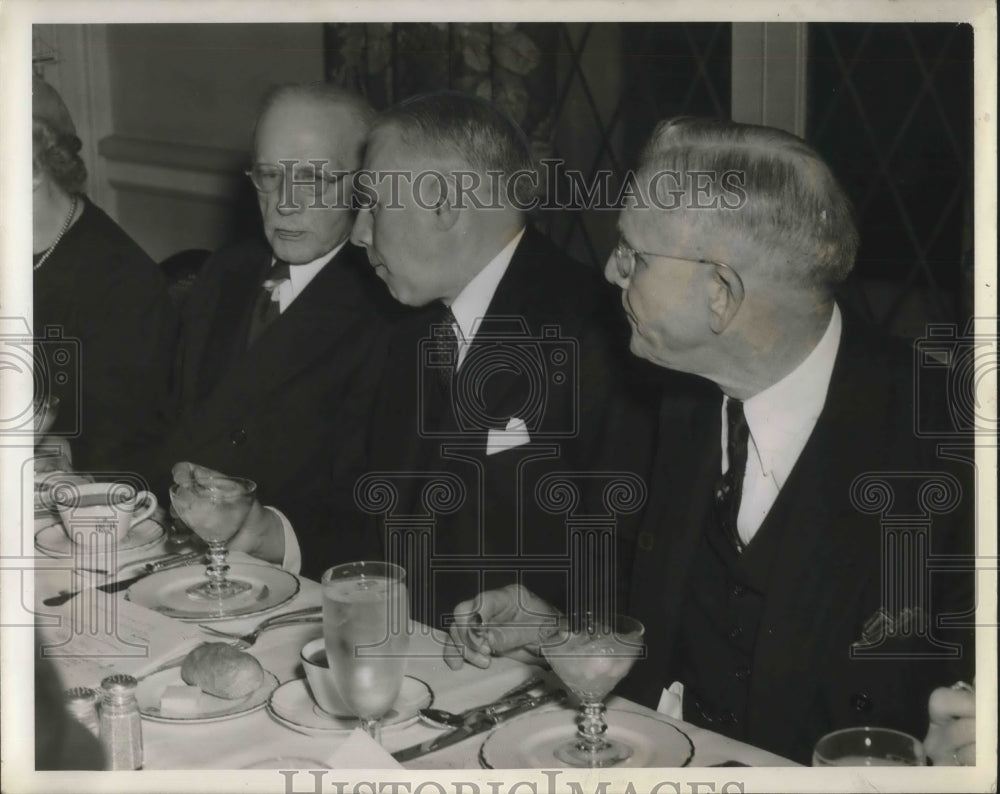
[169,475,256,600]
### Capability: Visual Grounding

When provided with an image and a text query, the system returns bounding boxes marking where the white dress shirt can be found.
[271,239,346,313]
[658,303,843,719]
[448,227,526,368]
[273,232,526,574]
[266,239,347,574]
[722,303,843,546]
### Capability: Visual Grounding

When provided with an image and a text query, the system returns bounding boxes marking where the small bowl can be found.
[300,638,351,717]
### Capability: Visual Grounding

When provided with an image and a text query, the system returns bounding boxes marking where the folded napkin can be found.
[326,728,403,769]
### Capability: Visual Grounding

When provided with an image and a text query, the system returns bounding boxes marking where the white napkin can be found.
[325,728,403,769]
[486,416,531,456]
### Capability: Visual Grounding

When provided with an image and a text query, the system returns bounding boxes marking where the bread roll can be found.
[180,643,264,699]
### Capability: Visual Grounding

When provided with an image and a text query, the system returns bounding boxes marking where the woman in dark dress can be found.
[32,76,178,472]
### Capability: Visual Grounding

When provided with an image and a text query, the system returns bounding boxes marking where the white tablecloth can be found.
[34,552,796,770]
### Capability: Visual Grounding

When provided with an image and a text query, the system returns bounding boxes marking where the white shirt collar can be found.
[449,227,526,351]
[273,238,347,311]
[724,303,843,489]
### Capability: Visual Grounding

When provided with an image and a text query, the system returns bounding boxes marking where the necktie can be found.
[431,304,460,389]
[246,261,290,348]
[714,397,749,552]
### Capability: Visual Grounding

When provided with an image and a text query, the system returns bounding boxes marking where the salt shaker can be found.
[99,674,143,770]
[63,686,100,738]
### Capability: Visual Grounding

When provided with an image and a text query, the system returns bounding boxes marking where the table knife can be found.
[393,689,567,763]
[41,551,204,607]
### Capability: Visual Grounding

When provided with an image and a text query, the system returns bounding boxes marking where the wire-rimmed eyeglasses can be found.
[245,162,354,195]
[613,238,743,292]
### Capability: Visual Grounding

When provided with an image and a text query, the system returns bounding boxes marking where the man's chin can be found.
[268,237,318,264]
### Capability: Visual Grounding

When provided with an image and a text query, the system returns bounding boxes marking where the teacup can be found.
[53,481,158,546]
[301,638,351,717]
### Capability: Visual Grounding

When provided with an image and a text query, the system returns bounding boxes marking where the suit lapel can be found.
[188,245,373,433]
[462,228,562,430]
[626,392,720,703]
[195,249,269,400]
[747,320,883,746]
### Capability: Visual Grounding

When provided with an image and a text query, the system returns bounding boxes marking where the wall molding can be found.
[98,135,247,203]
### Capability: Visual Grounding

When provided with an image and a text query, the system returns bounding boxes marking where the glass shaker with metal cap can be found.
[99,674,142,770]
[63,686,100,738]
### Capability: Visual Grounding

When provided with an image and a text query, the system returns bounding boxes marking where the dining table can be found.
[31,510,799,773]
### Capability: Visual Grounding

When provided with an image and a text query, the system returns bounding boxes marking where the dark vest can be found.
[672,475,795,742]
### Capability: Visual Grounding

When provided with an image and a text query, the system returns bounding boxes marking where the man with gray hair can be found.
[445,117,975,766]
[153,82,398,568]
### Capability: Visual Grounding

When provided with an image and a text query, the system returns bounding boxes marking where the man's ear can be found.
[433,177,461,232]
[707,263,745,333]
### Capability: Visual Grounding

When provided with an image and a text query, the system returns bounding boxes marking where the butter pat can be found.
[160,685,202,714]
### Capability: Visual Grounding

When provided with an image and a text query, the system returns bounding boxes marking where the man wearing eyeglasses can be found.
[147,83,397,567]
[444,117,975,766]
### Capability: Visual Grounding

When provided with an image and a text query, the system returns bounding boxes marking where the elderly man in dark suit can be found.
[340,91,654,628]
[443,117,976,766]
[155,83,398,568]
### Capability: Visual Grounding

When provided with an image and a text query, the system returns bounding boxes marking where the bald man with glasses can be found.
[144,82,398,569]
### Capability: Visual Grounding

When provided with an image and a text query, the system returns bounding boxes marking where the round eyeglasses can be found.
[245,163,353,195]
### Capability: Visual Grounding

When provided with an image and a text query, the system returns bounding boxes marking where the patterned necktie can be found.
[714,397,749,552]
[246,260,290,348]
[431,304,460,389]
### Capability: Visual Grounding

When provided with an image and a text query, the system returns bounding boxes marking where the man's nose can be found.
[604,254,627,287]
[350,209,372,248]
[274,183,307,216]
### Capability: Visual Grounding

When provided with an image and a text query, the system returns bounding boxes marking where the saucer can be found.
[34,516,166,557]
[267,677,433,735]
[137,666,279,724]
[125,562,299,621]
[480,708,694,768]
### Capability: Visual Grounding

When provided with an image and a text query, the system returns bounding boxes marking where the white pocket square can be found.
[486,417,531,456]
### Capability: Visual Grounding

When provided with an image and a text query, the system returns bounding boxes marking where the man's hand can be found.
[443,584,561,670]
[924,679,976,766]
[170,462,285,564]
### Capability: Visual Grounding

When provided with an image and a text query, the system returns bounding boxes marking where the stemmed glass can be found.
[541,612,645,767]
[169,475,256,600]
[321,561,409,744]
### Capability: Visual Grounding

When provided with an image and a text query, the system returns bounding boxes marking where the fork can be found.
[197,606,322,649]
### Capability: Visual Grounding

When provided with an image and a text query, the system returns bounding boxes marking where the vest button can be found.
[729,626,743,640]
[637,531,656,551]
[730,583,746,598]
[851,692,873,713]
[230,428,248,446]
[734,665,751,681]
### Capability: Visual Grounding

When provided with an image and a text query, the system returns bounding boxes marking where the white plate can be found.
[34,516,166,557]
[267,676,433,735]
[480,708,694,769]
[137,666,279,723]
[125,562,299,621]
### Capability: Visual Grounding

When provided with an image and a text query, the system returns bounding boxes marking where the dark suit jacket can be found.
[619,310,975,763]
[355,225,657,627]
[33,197,178,471]
[147,237,399,562]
